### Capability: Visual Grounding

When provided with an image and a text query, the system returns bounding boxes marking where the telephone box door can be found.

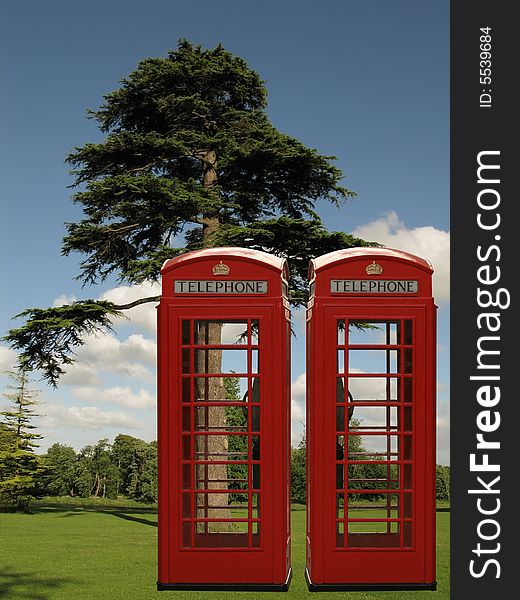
[319,307,433,585]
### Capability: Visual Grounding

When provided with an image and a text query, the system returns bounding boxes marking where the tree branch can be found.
[112,295,160,310]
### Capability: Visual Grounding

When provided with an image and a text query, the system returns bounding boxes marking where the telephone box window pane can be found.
[182,436,191,460]
[252,436,260,460]
[194,349,248,374]
[193,434,249,462]
[336,494,345,518]
[193,377,248,402]
[403,435,413,461]
[337,350,345,373]
[182,378,191,403]
[403,406,413,431]
[404,320,413,345]
[250,377,260,403]
[194,406,248,432]
[251,407,260,432]
[336,377,346,403]
[347,406,399,431]
[182,407,191,431]
[252,523,261,547]
[196,520,248,533]
[404,348,413,374]
[347,521,399,534]
[182,349,191,373]
[348,321,399,345]
[251,349,259,374]
[347,494,400,519]
[252,493,260,518]
[250,320,260,345]
[182,523,191,547]
[347,464,400,490]
[348,350,398,374]
[404,522,413,547]
[337,320,345,344]
[348,377,399,402]
[195,492,247,512]
[349,434,399,457]
[182,464,191,489]
[194,321,249,345]
[195,463,248,490]
[336,463,345,491]
[182,493,192,518]
[403,493,413,517]
[336,406,345,432]
[404,463,412,488]
[252,464,260,489]
[182,320,191,345]
[404,378,413,403]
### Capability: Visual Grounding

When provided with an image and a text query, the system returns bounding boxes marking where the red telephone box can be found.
[157,247,292,591]
[305,247,436,591]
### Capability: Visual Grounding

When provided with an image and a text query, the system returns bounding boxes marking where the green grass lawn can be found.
[0,499,449,600]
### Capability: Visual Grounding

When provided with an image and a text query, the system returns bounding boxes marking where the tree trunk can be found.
[195,150,233,531]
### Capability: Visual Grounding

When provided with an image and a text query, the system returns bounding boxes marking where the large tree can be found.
[4,39,374,384]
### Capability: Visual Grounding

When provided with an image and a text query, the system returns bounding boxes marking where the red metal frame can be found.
[157,248,291,590]
[306,248,436,590]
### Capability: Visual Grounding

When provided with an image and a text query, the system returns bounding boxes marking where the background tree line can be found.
[289,435,451,505]
[1,367,449,511]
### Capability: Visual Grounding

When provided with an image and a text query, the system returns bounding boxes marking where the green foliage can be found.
[290,440,306,504]
[4,39,374,385]
[39,443,77,497]
[436,464,451,501]
[0,368,42,511]
[223,377,248,502]
[63,39,357,288]
[39,435,157,503]
[112,434,157,503]
[3,301,123,387]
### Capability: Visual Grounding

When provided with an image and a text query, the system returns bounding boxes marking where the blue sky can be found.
[0,1,449,463]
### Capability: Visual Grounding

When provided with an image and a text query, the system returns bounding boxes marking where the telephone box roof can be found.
[310,247,433,276]
[161,247,286,274]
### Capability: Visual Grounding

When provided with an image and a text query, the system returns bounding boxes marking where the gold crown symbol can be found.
[212,261,230,276]
[366,261,383,275]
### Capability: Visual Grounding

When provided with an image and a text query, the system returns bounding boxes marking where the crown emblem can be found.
[366,261,383,275]
[212,261,230,276]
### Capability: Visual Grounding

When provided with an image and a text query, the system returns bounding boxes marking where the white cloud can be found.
[352,211,450,304]
[40,404,143,431]
[0,344,18,371]
[291,373,306,422]
[291,372,306,446]
[60,362,101,386]
[52,294,77,307]
[100,282,160,333]
[59,332,156,385]
[72,385,156,409]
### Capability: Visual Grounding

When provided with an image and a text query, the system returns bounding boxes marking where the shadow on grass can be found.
[30,503,158,526]
[0,566,74,600]
[106,510,157,527]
